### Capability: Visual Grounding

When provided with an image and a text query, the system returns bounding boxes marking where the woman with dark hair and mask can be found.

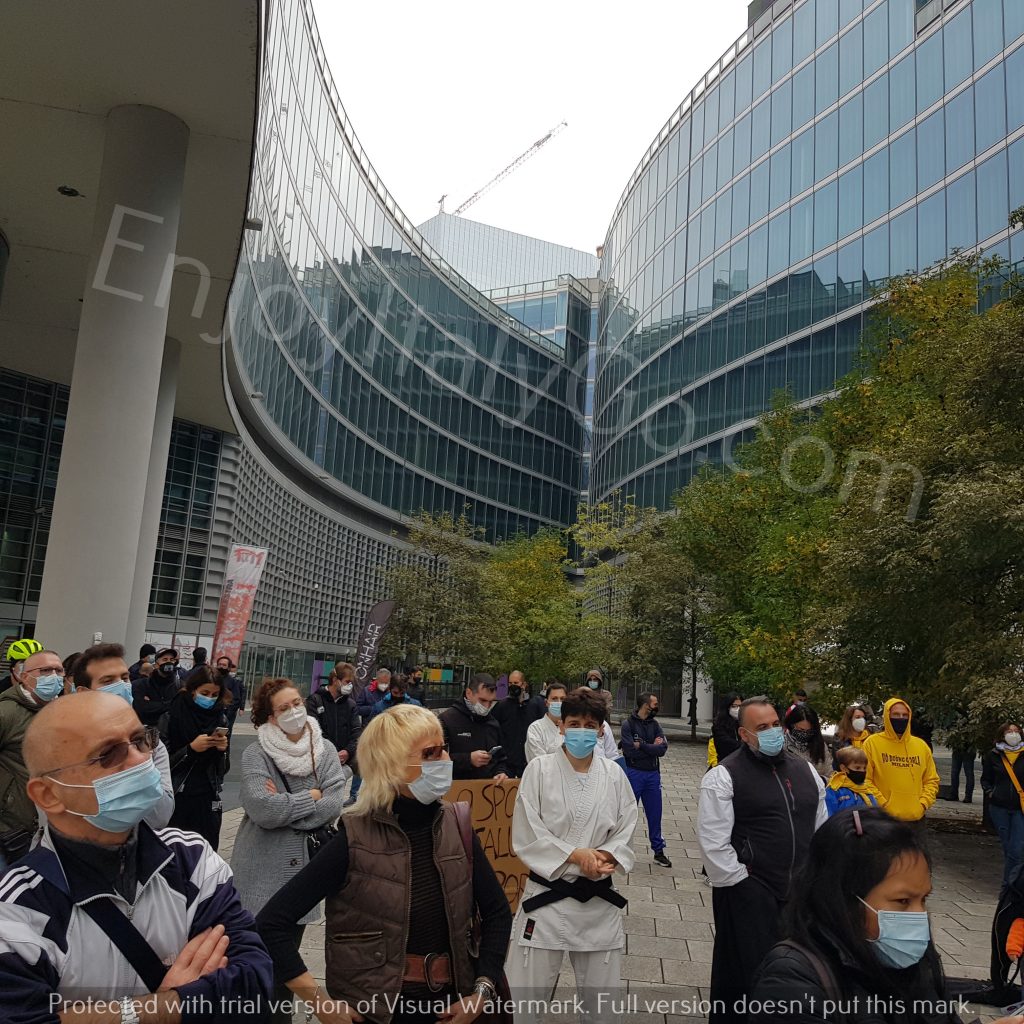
[784,702,830,778]
[750,807,1022,1024]
[711,693,743,763]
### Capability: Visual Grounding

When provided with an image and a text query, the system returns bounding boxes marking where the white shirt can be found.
[525,715,620,763]
[697,757,827,888]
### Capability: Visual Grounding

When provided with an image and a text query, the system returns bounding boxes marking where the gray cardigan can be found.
[231,737,348,924]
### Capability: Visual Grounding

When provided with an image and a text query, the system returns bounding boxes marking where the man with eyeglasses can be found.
[0,690,273,1022]
[0,647,65,868]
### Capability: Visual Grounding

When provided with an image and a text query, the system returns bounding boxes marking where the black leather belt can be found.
[521,871,628,913]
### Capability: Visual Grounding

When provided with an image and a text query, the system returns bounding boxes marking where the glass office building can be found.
[228,0,585,546]
[592,0,1024,510]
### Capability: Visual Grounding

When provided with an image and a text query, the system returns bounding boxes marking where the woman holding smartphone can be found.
[163,664,230,849]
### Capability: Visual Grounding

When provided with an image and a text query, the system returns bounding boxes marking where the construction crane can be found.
[445,120,568,217]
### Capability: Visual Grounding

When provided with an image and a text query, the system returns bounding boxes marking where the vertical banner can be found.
[353,600,395,687]
[212,545,269,667]
[444,779,527,912]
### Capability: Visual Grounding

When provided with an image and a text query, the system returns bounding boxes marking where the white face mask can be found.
[276,706,307,735]
[587,679,600,689]
[852,717,867,733]
[468,699,491,717]
[339,683,353,696]
[729,706,740,720]
[1005,731,1022,748]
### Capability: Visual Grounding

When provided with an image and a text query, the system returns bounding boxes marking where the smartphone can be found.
[488,745,503,759]
[214,726,229,736]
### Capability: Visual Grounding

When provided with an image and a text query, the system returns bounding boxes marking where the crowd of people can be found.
[1,635,1022,1024]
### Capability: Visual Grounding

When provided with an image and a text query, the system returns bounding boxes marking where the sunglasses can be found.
[416,742,449,763]
[44,726,161,776]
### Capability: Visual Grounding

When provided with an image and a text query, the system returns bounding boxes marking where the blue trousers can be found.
[989,803,1024,890]
[625,766,665,853]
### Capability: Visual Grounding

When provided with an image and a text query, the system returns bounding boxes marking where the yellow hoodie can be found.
[863,698,940,821]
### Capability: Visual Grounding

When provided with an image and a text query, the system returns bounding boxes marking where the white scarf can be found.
[257,716,326,778]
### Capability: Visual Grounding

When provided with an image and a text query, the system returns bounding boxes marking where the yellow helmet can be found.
[7,638,43,662]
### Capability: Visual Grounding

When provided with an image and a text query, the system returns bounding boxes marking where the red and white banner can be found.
[212,545,269,667]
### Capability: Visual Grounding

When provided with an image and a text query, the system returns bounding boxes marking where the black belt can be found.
[521,871,628,913]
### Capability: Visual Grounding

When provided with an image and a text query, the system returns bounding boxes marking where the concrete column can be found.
[36,105,189,655]
[125,338,181,651]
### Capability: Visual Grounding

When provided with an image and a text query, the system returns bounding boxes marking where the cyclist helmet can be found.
[7,638,43,662]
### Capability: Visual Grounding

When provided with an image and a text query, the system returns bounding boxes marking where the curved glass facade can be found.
[229,0,584,543]
[593,0,1024,509]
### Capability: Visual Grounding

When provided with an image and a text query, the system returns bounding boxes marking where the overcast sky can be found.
[310,0,752,256]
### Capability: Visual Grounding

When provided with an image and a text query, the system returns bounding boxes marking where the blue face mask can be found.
[755,725,785,756]
[564,728,598,758]
[408,758,453,805]
[858,896,931,968]
[194,693,217,710]
[50,758,165,833]
[98,680,133,705]
[33,674,65,702]
[548,701,562,719]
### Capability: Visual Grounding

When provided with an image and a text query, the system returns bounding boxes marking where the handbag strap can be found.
[1001,755,1024,812]
[775,940,845,1023]
[80,897,168,993]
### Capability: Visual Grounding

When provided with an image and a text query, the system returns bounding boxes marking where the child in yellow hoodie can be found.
[862,698,940,821]
[825,746,886,816]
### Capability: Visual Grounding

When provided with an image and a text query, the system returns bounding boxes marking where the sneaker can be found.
[654,851,672,867]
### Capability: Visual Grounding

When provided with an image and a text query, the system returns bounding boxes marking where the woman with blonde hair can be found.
[256,703,512,1024]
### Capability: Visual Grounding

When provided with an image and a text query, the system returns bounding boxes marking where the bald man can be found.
[0,691,273,1022]
[492,669,533,777]
[0,648,64,867]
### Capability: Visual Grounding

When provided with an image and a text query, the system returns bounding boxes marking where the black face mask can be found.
[789,730,812,748]
[891,718,909,735]
[217,666,230,676]
[159,663,178,677]
[647,707,658,717]
[508,685,522,698]
[846,769,867,786]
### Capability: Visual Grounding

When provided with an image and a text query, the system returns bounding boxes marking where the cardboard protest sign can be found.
[445,778,527,912]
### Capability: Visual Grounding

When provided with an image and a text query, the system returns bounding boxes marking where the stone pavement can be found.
[220,740,1008,1022]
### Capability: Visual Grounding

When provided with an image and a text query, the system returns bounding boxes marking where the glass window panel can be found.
[944,9,974,88]
[716,191,733,250]
[753,38,772,99]
[838,164,863,238]
[794,0,816,64]
[890,207,917,273]
[767,278,790,343]
[816,43,839,114]
[890,55,916,131]
[975,64,1007,155]
[864,3,889,76]
[791,195,814,264]
[836,314,863,376]
[1011,138,1024,213]
[889,0,913,58]
[734,112,752,171]
[735,54,753,112]
[793,64,815,131]
[792,126,815,194]
[977,149,1009,239]
[942,168,974,252]
[720,71,736,131]
[840,0,862,29]
[705,88,720,146]
[774,17,794,82]
[811,325,837,394]
[1008,0,1024,42]
[945,86,975,172]
[864,74,889,149]
[1008,48,1024,132]
[770,146,792,211]
[746,292,767,353]
[817,0,839,46]
[815,111,839,183]
[813,251,838,323]
[814,179,838,253]
[750,160,770,222]
[787,337,812,399]
[889,130,917,209]
[790,267,814,332]
[917,108,945,191]
[864,221,890,287]
[765,344,787,399]
[691,102,705,160]
[917,191,946,268]
[719,131,734,189]
[772,79,793,146]
[837,236,864,311]
[840,22,863,98]
[839,92,863,167]
[703,145,719,202]
[747,224,771,290]
[768,210,791,277]
[974,0,1004,70]
[751,98,771,161]
[731,236,749,297]
[917,31,944,114]
[732,175,751,235]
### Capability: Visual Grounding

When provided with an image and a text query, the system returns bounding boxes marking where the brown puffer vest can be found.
[325,803,475,1023]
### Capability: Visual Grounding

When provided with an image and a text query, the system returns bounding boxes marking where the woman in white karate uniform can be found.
[505,687,638,1024]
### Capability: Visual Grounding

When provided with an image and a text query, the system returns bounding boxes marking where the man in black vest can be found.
[697,695,826,1024]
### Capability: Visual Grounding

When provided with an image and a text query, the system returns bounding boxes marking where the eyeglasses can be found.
[43,727,161,776]
[23,665,64,677]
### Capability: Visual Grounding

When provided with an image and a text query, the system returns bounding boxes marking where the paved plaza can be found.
[219,736,1007,1022]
